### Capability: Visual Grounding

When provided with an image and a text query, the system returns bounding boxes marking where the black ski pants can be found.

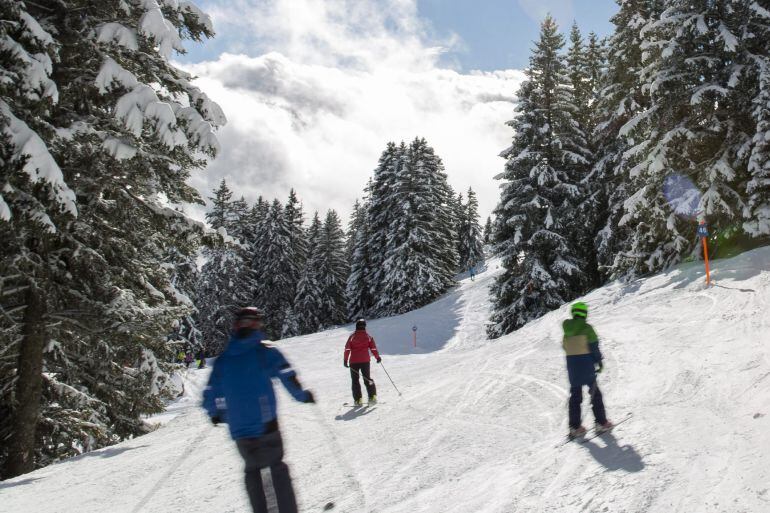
[349,362,376,401]
[568,380,607,429]
[235,429,298,513]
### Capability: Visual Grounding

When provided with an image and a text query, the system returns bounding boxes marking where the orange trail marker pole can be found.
[702,235,711,285]
[698,220,711,285]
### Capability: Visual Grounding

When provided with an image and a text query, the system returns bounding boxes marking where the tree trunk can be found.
[2,286,46,479]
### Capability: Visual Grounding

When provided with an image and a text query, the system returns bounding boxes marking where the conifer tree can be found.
[488,16,590,337]
[294,213,324,334]
[459,188,485,271]
[744,3,770,237]
[365,142,401,302]
[615,0,753,276]
[376,138,458,315]
[592,0,662,278]
[316,210,348,326]
[346,199,372,319]
[484,216,494,244]
[253,200,295,338]
[0,0,223,477]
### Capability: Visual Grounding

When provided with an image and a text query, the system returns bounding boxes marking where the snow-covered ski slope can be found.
[3,248,770,513]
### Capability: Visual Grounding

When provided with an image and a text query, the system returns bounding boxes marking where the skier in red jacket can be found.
[344,319,381,406]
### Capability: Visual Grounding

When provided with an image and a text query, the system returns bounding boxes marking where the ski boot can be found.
[368,395,377,405]
[595,420,614,434]
[568,426,587,440]
[354,398,363,406]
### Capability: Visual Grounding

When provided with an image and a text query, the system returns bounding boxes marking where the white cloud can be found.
[182,0,525,223]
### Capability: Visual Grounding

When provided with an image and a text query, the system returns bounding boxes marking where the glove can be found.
[376,357,382,363]
[595,361,604,374]
[304,391,315,404]
[210,415,222,426]
[343,361,349,368]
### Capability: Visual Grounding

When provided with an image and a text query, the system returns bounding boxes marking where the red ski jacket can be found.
[344,330,380,365]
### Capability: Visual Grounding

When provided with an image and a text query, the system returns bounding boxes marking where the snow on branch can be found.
[690,85,730,105]
[96,23,139,50]
[115,85,188,148]
[0,35,58,102]
[0,100,77,219]
[179,1,215,34]
[95,57,139,93]
[19,12,54,46]
[170,75,227,127]
[139,0,185,59]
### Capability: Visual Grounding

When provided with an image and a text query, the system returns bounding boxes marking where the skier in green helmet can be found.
[562,302,614,439]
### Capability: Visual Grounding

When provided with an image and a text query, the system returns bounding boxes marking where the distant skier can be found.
[343,319,381,406]
[203,307,315,513]
[562,302,613,439]
[196,349,206,369]
[469,265,476,281]
[184,350,194,369]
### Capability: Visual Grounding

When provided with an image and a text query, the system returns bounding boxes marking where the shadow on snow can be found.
[581,433,645,473]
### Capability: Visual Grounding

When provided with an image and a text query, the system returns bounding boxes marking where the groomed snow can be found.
[2,248,770,512]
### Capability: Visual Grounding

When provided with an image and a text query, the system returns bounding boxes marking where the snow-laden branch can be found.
[0,100,77,220]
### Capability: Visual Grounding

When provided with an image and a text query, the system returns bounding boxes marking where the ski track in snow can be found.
[3,250,770,512]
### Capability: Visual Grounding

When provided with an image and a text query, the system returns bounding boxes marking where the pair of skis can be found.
[342,402,382,408]
[557,413,633,447]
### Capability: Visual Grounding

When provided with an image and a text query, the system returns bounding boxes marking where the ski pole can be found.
[350,368,374,386]
[378,361,402,396]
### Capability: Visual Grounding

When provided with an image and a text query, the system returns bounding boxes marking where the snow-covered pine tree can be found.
[0,0,224,478]
[316,210,348,326]
[365,142,401,303]
[281,189,307,335]
[294,213,324,334]
[483,216,493,244]
[376,138,458,315]
[229,196,250,241]
[196,182,257,354]
[488,15,591,338]
[615,0,753,276]
[592,0,662,279]
[253,200,296,338]
[285,189,308,267]
[453,191,467,270]
[207,179,233,232]
[744,2,770,238]
[566,23,604,288]
[346,198,373,320]
[458,187,485,272]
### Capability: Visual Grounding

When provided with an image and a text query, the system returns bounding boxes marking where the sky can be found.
[179,0,618,223]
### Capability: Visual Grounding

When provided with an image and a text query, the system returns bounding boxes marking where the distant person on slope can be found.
[344,319,381,406]
[203,307,315,513]
[562,302,613,439]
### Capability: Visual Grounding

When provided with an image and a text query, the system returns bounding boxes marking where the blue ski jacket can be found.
[202,331,310,439]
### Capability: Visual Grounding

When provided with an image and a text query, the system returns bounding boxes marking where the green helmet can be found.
[571,302,588,318]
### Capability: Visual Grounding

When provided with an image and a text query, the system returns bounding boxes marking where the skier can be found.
[196,349,206,369]
[203,307,315,513]
[184,350,194,369]
[562,302,613,439]
[343,319,381,406]
[469,265,476,281]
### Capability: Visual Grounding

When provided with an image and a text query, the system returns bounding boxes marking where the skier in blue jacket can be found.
[203,307,314,513]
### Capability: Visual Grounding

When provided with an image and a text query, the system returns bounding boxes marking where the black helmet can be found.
[233,307,265,331]
[355,318,366,330]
